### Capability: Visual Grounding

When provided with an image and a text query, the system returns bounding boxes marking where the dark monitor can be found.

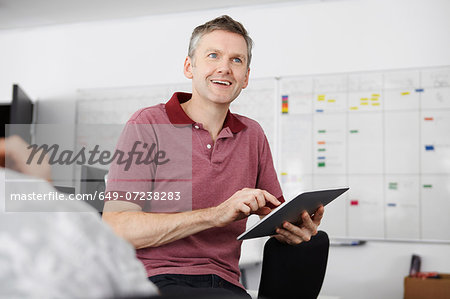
[0,104,10,138]
[80,165,108,214]
[6,84,34,142]
[11,84,33,124]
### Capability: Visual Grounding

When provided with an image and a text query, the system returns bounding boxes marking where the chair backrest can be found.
[258,231,330,299]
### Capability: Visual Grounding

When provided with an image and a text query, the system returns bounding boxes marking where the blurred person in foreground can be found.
[0,136,158,298]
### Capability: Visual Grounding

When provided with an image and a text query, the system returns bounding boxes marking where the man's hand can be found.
[274,205,324,245]
[212,188,281,227]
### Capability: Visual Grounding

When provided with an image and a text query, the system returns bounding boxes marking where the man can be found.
[103,15,324,297]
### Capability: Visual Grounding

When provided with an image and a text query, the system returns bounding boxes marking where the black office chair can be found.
[258,231,330,299]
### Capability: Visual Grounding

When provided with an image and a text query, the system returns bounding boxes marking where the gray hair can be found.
[188,15,253,68]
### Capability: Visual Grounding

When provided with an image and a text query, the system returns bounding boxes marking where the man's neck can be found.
[181,94,229,142]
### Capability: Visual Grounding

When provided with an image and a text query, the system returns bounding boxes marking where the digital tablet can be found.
[237,187,349,240]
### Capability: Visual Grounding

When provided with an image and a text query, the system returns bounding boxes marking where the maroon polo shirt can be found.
[106,92,283,289]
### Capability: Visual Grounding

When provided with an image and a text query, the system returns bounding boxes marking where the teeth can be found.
[212,80,231,86]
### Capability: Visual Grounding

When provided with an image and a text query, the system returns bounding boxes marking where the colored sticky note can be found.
[389,182,398,190]
[360,102,369,106]
[424,117,434,121]
[372,102,380,106]
[350,130,359,134]
[401,92,410,96]
[360,98,369,101]
[318,148,326,152]
[327,99,335,103]
[281,172,288,176]
[281,95,289,114]
[316,109,324,113]
[372,93,380,97]
[350,106,358,110]
[318,162,325,167]
[317,156,326,160]
[423,184,433,188]
[425,145,435,151]
[415,88,424,92]
[318,130,326,133]
[318,95,325,101]
[317,141,326,145]
[350,200,359,206]
[387,203,397,207]
[371,97,379,101]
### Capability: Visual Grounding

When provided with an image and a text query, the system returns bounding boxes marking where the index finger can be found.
[261,190,281,207]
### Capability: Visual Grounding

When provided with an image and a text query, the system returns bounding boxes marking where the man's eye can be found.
[208,53,217,58]
[233,58,242,63]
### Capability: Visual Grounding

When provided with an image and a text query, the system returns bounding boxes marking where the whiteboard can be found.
[279,66,450,243]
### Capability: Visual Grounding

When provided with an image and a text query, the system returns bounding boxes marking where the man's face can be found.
[184,30,250,105]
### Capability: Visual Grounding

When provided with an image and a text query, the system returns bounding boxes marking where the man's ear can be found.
[184,56,193,79]
[242,67,250,89]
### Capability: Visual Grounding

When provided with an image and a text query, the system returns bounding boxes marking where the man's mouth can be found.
[211,80,232,86]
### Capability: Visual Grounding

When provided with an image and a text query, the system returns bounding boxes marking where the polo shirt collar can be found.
[165,92,247,133]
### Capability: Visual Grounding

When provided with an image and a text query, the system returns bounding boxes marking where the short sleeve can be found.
[105,119,193,212]
[105,122,157,209]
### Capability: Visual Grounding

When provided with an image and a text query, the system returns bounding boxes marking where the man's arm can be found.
[102,188,280,249]
[103,205,217,249]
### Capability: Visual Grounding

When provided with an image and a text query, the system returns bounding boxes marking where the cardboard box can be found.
[404,274,450,299]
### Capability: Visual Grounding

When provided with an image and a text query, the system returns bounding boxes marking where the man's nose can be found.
[216,59,231,74]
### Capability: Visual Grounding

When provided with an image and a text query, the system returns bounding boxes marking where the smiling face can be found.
[184,30,250,106]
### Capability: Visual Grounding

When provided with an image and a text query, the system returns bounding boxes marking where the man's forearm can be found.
[102,208,217,249]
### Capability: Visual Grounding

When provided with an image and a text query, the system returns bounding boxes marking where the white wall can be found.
[2,0,450,298]
[3,0,449,103]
